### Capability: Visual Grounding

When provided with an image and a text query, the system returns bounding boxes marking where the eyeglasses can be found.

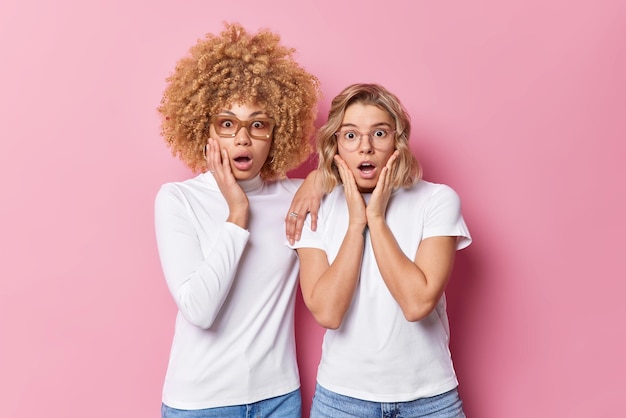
[334,128,396,151]
[209,115,275,140]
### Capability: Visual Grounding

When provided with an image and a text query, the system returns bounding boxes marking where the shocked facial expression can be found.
[336,103,397,192]
[209,103,274,181]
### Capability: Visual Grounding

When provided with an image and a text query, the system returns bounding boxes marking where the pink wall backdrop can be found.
[1,0,624,416]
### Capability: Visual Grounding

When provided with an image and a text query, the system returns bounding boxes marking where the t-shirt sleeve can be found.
[422,184,472,250]
[286,197,326,252]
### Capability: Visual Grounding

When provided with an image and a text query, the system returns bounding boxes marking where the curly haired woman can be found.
[155,23,321,417]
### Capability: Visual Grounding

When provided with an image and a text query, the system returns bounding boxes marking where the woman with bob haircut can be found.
[155,22,321,417]
[289,83,472,417]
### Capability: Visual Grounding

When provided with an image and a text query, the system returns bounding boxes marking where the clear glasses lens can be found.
[210,116,275,140]
[335,129,395,150]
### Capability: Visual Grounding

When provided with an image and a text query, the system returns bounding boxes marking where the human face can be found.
[209,103,273,181]
[336,103,396,193]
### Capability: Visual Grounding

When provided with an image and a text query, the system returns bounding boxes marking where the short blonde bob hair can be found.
[158,22,320,178]
[316,83,422,192]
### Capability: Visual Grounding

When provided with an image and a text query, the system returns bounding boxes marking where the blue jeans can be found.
[310,384,465,418]
[161,389,301,418]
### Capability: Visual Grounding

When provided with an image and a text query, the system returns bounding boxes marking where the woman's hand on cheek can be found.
[205,138,249,227]
[367,150,399,221]
[334,155,367,228]
[206,138,234,183]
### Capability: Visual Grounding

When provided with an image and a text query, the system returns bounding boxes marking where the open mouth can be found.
[358,162,375,173]
[232,154,253,171]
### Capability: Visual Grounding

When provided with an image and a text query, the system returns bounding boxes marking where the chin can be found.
[356,182,376,193]
[237,174,255,181]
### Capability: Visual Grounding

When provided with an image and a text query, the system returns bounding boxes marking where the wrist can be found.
[227,206,249,229]
[347,223,368,237]
[365,216,385,232]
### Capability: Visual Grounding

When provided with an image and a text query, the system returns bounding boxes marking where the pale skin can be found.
[297,103,458,329]
[285,170,321,245]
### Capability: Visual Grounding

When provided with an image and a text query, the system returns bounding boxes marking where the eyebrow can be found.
[218,110,269,118]
[339,122,393,129]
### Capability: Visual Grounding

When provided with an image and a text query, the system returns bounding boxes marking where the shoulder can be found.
[155,173,209,204]
[272,177,304,194]
[411,180,460,201]
[413,180,455,193]
[408,181,465,222]
[394,181,462,215]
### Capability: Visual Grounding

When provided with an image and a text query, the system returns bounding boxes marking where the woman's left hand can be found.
[367,150,399,222]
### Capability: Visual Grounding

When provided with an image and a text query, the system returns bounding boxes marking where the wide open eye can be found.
[248,118,274,139]
[343,131,358,141]
[251,120,266,130]
[216,118,237,133]
[372,129,388,138]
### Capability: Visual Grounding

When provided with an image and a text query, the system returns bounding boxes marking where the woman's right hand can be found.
[205,138,249,228]
[286,170,323,245]
[334,155,367,231]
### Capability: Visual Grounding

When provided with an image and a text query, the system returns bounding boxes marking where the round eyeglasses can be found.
[334,128,396,151]
[210,115,275,140]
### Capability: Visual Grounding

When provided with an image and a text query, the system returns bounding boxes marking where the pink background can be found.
[1,0,625,416]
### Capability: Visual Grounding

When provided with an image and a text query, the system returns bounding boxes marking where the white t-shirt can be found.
[155,172,302,410]
[292,180,471,402]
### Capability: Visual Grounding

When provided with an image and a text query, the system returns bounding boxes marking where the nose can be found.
[234,126,252,146]
[358,134,374,153]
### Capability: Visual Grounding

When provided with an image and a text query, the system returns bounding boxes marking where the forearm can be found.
[227,205,249,229]
[158,218,249,329]
[301,225,365,329]
[367,218,438,321]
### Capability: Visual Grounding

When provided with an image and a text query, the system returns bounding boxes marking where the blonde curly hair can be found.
[158,22,321,178]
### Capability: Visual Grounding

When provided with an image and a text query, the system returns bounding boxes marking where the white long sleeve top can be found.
[155,172,302,410]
